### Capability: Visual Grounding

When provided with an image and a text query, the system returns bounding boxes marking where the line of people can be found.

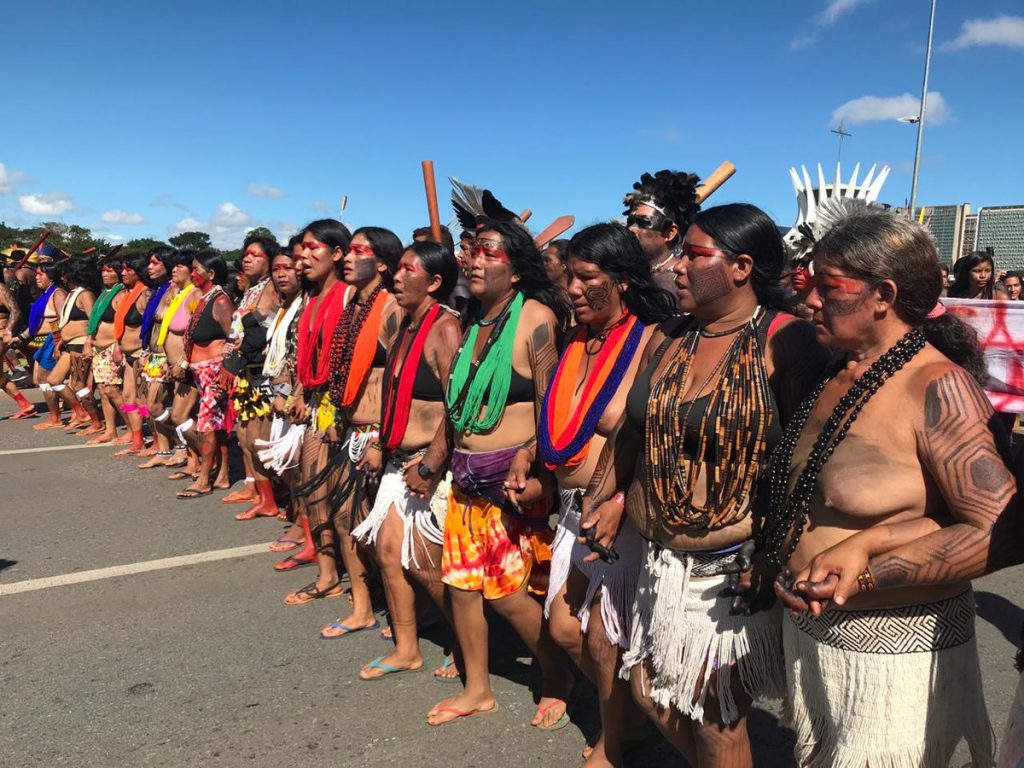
[5,168,1024,767]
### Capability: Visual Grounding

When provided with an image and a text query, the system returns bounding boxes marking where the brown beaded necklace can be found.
[643,307,773,532]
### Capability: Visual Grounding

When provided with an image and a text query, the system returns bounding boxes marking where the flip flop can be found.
[274,553,315,571]
[11,409,37,420]
[34,421,66,430]
[268,536,303,553]
[167,470,193,481]
[234,506,281,522]
[359,656,423,681]
[138,453,173,469]
[110,434,133,444]
[433,655,461,682]
[176,487,213,499]
[221,488,257,504]
[284,581,344,606]
[533,699,570,731]
[113,447,143,457]
[85,435,113,445]
[427,699,499,726]
[320,619,379,639]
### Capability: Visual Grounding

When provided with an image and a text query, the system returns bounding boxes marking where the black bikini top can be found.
[190,293,228,344]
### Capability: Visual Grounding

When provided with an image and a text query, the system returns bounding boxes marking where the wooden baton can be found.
[421,161,443,245]
[14,229,52,270]
[695,161,736,204]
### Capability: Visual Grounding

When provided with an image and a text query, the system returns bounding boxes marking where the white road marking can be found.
[0,543,271,596]
[0,443,113,456]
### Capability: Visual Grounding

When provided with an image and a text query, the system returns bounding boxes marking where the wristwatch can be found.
[417,462,434,480]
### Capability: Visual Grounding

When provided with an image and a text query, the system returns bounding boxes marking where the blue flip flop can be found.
[433,655,461,683]
[359,656,424,681]
[320,619,379,640]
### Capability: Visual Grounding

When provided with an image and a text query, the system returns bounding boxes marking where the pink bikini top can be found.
[168,298,191,334]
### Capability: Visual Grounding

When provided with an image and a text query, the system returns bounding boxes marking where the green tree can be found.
[124,237,169,253]
[169,231,212,250]
[245,226,277,243]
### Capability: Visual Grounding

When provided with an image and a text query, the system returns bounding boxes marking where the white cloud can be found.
[246,182,283,199]
[831,91,952,126]
[309,200,329,212]
[791,0,874,49]
[172,202,256,249]
[94,232,127,244]
[19,193,73,216]
[939,15,1024,52]
[101,209,145,224]
[0,162,26,194]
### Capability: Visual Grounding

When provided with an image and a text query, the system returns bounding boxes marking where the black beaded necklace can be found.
[757,328,927,565]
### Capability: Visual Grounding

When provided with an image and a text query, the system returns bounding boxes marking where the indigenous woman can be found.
[948,250,1007,300]
[259,241,311,564]
[539,223,675,766]
[83,256,126,443]
[175,252,234,498]
[111,253,153,456]
[413,218,573,727]
[311,226,402,633]
[584,204,830,767]
[223,233,282,519]
[763,208,1012,767]
[351,240,463,678]
[49,257,102,433]
[136,248,175,469]
[0,277,34,419]
[283,219,353,601]
[21,262,65,427]
[161,250,201,476]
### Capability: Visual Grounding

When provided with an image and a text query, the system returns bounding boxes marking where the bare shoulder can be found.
[910,358,994,426]
[520,298,557,328]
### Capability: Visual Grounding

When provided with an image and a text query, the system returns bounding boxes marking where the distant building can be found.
[914,204,971,265]
[962,214,978,260]
[977,206,1024,271]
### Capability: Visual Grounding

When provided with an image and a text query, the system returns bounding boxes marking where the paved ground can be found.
[1,390,1021,767]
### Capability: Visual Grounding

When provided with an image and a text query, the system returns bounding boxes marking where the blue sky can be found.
[2,0,1022,248]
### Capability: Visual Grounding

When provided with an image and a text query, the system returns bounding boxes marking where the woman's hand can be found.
[503,448,533,507]
[721,544,777,615]
[578,496,625,563]
[288,396,306,424]
[272,394,288,416]
[403,455,437,500]
[790,535,872,615]
[357,445,383,475]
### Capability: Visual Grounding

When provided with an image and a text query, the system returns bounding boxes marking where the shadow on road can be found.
[976,590,1024,646]
[0,558,18,573]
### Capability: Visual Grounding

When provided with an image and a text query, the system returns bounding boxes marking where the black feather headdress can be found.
[623,169,701,230]
[450,177,519,232]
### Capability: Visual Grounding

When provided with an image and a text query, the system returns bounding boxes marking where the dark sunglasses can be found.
[626,213,668,231]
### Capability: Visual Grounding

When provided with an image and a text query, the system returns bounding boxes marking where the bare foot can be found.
[320,613,377,639]
[433,655,460,680]
[359,651,424,680]
[426,691,498,726]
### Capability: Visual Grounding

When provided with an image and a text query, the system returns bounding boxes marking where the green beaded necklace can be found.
[446,292,524,434]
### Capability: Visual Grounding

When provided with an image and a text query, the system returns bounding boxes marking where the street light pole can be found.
[909,0,937,217]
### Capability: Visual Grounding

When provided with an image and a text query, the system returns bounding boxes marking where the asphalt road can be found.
[1,391,1021,768]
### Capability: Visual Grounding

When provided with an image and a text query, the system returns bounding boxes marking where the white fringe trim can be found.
[352,461,449,571]
[255,417,306,474]
[620,542,785,725]
[543,489,580,619]
[783,611,995,768]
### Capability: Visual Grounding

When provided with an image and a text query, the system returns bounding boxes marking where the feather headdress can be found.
[622,169,701,229]
[449,177,518,232]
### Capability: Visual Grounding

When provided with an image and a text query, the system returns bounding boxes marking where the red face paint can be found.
[792,266,813,292]
[818,274,865,294]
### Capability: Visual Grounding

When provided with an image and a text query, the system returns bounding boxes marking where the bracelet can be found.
[856,568,876,592]
[611,491,626,508]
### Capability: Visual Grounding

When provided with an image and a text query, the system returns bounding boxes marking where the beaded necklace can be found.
[327,282,387,408]
[296,281,348,390]
[381,302,443,450]
[446,291,523,434]
[643,307,773,532]
[757,328,926,565]
[539,312,644,469]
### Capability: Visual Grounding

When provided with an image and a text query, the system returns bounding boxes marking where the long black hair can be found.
[949,251,997,299]
[122,253,155,288]
[474,217,571,327]
[63,256,102,295]
[692,203,788,311]
[301,219,352,279]
[566,223,676,325]
[351,226,402,291]
[194,250,228,286]
[405,240,459,304]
